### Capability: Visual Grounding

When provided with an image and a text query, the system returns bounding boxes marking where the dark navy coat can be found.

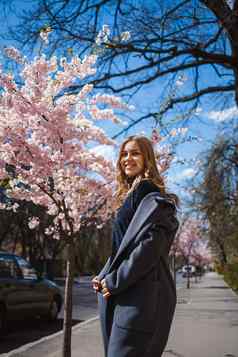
[97,192,179,357]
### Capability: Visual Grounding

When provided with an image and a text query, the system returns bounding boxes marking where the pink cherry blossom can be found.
[171,218,212,267]
[28,217,40,229]
[0,47,126,235]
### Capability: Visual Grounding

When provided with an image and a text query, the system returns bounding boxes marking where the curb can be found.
[3,316,99,357]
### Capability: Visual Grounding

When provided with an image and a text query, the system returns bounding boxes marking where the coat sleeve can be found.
[97,257,111,281]
[105,203,178,295]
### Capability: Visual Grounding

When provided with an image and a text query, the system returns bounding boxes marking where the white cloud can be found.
[170,168,196,182]
[208,106,238,122]
[90,144,116,163]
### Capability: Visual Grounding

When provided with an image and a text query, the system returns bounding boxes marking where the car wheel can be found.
[0,305,6,335]
[48,298,60,322]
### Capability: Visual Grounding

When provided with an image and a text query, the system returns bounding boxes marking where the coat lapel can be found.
[109,192,160,271]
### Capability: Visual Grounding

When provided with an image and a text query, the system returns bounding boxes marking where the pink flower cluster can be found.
[0,48,125,236]
[171,218,212,265]
[4,47,26,64]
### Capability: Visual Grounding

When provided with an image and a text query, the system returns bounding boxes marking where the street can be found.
[0,274,186,355]
[58,276,99,321]
[0,277,97,355]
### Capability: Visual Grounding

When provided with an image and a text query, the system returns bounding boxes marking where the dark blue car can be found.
[0,251,63,334]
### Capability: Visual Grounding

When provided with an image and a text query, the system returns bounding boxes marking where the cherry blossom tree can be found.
[2,0,238,131]
[172,218,210,288]
[0,46,129,356]
[169,217,188,283]
[190,241,212,281]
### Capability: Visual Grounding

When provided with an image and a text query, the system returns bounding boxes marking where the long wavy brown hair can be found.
[115,135,177,205]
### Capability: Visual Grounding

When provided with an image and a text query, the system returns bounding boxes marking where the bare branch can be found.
[1,0,238,134]
[112,84,234,138]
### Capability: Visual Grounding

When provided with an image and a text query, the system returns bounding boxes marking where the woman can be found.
[92,135,179,357]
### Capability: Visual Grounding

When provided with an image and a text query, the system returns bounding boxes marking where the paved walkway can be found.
[164,272,238,357]
[5,272,238,357]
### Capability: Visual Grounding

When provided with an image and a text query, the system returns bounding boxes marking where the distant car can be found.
[0,251,63,334]
[182,264,196,278]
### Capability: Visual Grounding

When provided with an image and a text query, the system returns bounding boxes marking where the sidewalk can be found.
[164,272,238,357]
[5,272,238,357]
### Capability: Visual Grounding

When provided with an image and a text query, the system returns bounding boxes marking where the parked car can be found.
[182,264,196,278]
[0,251,63,334]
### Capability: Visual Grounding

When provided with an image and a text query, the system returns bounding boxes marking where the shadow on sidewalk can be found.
[0,318,83,354]
[203,286,229,289]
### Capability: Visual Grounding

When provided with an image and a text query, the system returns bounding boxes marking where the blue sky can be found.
[0,1,237,206]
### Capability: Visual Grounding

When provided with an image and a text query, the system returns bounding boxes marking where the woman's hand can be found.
[101,278,111,299]
[92,276,102,293]
[92,277,111,299]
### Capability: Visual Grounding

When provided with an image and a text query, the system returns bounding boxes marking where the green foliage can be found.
[222,263,238,293]
[214,261,224,274]
[194,134,238,268]
[0,178,11,189]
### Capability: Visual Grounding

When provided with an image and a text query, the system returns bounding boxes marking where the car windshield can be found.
[0,256,18,278]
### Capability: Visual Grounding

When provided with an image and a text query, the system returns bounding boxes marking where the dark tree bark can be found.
[62,242,75,357]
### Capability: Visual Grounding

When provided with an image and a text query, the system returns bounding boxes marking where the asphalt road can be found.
[0,274,187,355]
[0,277,97,355]
[58,277,99,321]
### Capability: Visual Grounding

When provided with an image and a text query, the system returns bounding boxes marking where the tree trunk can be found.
[186,259,190,289]
[186,272,190,289]
[62,243,75,357]
[217,240,228,267]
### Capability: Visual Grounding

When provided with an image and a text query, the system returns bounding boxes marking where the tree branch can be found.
[93,59,233,94]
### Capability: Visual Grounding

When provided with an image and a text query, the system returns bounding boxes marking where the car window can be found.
[15,257,38,280]
[0,256,18,279]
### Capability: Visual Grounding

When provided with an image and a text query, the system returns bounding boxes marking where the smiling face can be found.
[120,140,145,178]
